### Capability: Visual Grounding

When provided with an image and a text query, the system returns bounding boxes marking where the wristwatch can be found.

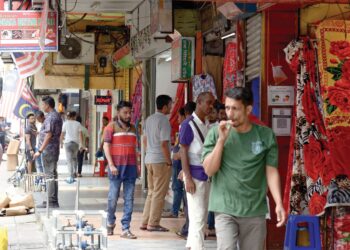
[38,149,43,154]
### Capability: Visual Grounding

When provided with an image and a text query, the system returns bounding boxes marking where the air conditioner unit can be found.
[55,33,95,65]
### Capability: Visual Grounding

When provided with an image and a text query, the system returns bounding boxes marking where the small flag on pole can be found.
[11,52,48,79]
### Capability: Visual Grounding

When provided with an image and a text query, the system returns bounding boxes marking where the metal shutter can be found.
[245,14,262,81]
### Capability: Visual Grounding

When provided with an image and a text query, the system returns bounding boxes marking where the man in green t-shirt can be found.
[202,87,286,250]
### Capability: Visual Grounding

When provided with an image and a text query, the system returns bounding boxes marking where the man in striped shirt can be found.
[104,101,138,239]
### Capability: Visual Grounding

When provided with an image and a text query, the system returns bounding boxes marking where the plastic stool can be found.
[284,215,321,250]
[94,160,107,177]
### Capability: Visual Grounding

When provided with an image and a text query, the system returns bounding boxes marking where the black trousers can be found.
[77,149,86,174]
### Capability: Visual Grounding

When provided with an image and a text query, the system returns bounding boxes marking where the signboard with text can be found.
[171,37,194,81]
[0,11,58,52]
[95,95,112,105]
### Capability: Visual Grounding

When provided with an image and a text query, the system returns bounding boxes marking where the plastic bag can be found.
[0,227,7,250]
[271,63,288,84]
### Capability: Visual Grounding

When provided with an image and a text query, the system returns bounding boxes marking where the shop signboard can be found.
[268,85,294,106]
[171,37,194,81]
[0,11,58,52]
[95,95,112,105]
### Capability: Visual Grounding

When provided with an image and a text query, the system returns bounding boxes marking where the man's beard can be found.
[119,117,131,127]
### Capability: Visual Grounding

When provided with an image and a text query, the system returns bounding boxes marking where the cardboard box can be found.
[7,140,20,171]
[7,139,20,154]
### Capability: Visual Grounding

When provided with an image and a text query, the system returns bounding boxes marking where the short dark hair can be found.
[67,111,76,119]
[216,103,225,112]
[76,115,82,123]
[42,96,55,108]
[196,92,213,103]
[102,116,109,122]
[35,110,44,118]
[178,107,185,117]
[184,101,196,115]
[116,100,132,111]
[156,95,172,110]
[225,87,253,107]
[26,113,34,119]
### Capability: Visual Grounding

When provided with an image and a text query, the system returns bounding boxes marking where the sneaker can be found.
[77,174,82,177]
[107,224,116,236]
[37,202,59,208]
[120,230,137,239]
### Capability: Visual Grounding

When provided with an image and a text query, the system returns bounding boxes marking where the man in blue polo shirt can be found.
[179,92,215,250]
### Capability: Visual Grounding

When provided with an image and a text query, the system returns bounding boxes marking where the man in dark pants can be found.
[34,96,63,208]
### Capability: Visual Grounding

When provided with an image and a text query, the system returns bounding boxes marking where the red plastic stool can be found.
[94,160,107,177]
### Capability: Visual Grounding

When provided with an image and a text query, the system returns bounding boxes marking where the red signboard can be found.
[0,11,58,52]
[95,96,112,105]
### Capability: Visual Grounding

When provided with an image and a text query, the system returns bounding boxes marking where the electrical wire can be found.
[68,32,95,45]
[67,13,87,26]
[65,0,77,13]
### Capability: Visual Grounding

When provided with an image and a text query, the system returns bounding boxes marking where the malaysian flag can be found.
[0,70,25,120]
[11,52,48,79]
[13,84,39,119]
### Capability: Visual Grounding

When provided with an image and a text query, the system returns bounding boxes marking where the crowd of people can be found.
[105,87,286,250]
[4,87,286,249]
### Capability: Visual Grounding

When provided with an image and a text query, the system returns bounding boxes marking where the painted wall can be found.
[263,5,299,249]
[156,58,178,104]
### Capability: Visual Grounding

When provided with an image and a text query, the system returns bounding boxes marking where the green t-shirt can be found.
[202,123,278,217]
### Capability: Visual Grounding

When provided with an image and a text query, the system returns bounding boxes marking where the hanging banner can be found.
[0,11,58,52]
[171,37,195,81]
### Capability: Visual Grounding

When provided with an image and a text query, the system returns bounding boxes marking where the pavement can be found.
[0,151,217,249]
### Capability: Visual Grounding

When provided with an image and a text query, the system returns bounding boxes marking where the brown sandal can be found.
[139,224,147,230]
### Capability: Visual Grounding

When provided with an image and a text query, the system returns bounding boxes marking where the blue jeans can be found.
[171,160,183,216]
[35,147,44,173]
[107,176,136,231]
[208,211,215,230]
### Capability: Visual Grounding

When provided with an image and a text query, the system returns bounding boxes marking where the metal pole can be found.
[75,179,80,210]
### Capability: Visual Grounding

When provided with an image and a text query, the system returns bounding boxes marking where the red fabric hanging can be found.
[169,84,185,144]
[222,42,237,102]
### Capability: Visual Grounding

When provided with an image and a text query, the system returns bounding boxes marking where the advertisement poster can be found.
[268,85,294,106]
[0,11,58,52]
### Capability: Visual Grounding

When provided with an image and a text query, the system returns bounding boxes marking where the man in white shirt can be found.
[60,111,82,179]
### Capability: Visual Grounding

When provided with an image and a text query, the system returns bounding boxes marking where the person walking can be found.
[140,95,173,232]
[0,116,8,152]
[163,108,186,219]
[179,92,214,250]
[35,111,45,173]
[202,87,286,250]
[60,111,83,180]
[35,110,45,173]
[34,96,63,208]
[104,101,138,239]
[76,115,88,177]
[24,113,37,174]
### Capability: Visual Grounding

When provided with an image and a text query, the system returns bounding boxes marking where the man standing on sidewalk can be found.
[202,87,286,250]
[24,113,37,174]
[179,92,214,250]
[104,101,138,239]
[34,96,63,208]
[141,95,173,232]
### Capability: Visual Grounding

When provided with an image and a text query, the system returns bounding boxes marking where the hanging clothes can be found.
[192,73,217,101]
[222,42,237,102]
[169,83,185,143]
[202,55,223,99]
[283,38,328,216]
